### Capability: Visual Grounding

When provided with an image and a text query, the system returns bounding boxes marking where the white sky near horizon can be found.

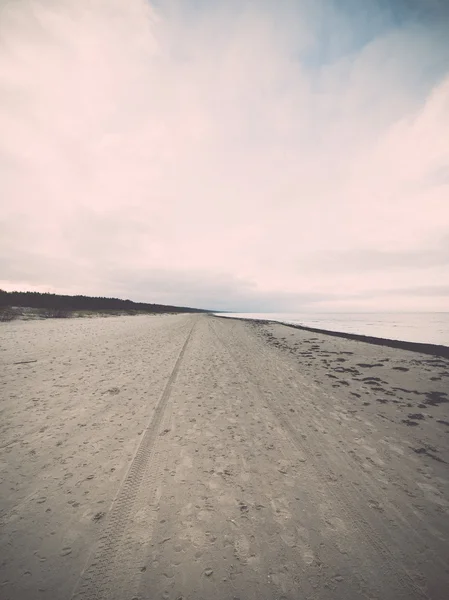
[0,0,448,312]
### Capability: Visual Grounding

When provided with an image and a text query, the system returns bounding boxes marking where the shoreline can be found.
[213,315,449,359]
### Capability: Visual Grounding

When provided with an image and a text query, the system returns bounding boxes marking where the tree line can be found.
[0,290,208,314]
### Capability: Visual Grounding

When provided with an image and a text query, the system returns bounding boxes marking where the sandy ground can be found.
[1,313,448,600]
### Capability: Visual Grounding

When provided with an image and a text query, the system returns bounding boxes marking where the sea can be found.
[217,312,449,347]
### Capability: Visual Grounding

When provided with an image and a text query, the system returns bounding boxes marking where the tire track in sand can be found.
[70,319,197,600]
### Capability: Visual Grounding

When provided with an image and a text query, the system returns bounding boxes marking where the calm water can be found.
[217,312,449,347]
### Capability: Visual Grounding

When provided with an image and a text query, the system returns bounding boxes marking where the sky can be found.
[0,0,448,312]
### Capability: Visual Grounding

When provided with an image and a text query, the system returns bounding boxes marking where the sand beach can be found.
[1,313,448,600]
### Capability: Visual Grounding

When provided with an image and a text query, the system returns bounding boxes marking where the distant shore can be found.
[0,306,201,322]
[0,290,209,322]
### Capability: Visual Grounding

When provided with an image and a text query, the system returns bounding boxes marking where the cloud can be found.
[379,285,449,297]
[0,0,448,311]
[297,234,449,273]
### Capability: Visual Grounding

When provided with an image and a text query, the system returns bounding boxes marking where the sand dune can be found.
[1,314,448,599]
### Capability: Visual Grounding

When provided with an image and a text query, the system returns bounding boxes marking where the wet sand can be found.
[1,313,448,599]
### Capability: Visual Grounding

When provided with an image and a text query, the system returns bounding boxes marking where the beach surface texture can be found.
[1,313,448,600]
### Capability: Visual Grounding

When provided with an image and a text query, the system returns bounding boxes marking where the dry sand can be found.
[0,313,448,600]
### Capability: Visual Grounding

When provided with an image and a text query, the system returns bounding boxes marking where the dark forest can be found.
[0,290,207,317]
